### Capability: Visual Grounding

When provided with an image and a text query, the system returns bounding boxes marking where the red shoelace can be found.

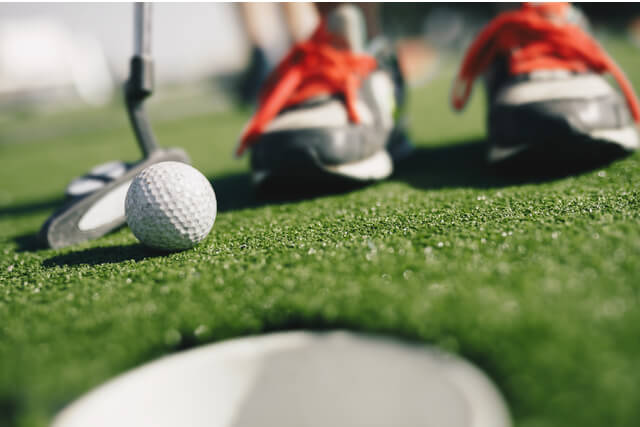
[236,21,377,156]
[451,2,640,123]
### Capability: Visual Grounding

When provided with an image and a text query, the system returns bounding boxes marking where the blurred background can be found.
[0,3,251,113]
[1,2,640,155]
[1,2,639,117]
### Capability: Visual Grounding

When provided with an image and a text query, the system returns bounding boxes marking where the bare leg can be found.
[315,3,381,41]
[239,2,266,49]
[282,2,318,43]
[237,3,279,104]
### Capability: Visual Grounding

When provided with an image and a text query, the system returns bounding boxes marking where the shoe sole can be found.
[253,148,393,187]
[488,124,639,165]
[252,126,412,191]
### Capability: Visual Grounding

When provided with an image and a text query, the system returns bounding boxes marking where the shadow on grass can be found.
[0,394,19,427]
[17,137,631,260]
[0,195,64,216]
[212,138,631,211]
[11,233,43,253]
[210,169,369,213]
[43,243,164,268]
[209,172,259,213]
[392,138,630,190]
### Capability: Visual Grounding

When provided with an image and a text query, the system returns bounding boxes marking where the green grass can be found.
[2,38,640,427]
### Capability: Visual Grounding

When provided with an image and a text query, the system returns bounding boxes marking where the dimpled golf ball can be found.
[125,161,217,251]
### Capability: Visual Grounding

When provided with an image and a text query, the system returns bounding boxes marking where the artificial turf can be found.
[1,37,640,427]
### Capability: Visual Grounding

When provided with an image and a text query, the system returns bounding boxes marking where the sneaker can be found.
[452,3,640,165]
[235,5,411,190]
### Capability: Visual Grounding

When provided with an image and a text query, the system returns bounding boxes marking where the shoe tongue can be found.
[326,4,367,53]
[485,3,591,96]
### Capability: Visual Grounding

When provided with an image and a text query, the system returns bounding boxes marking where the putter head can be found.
[40,148,190,249]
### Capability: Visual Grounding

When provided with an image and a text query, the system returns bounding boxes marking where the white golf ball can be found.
[125,161,217,251]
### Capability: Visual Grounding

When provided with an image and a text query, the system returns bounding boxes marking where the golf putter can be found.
[40,3,190,249]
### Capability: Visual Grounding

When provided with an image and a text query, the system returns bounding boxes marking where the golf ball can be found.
[125,161,217,251]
